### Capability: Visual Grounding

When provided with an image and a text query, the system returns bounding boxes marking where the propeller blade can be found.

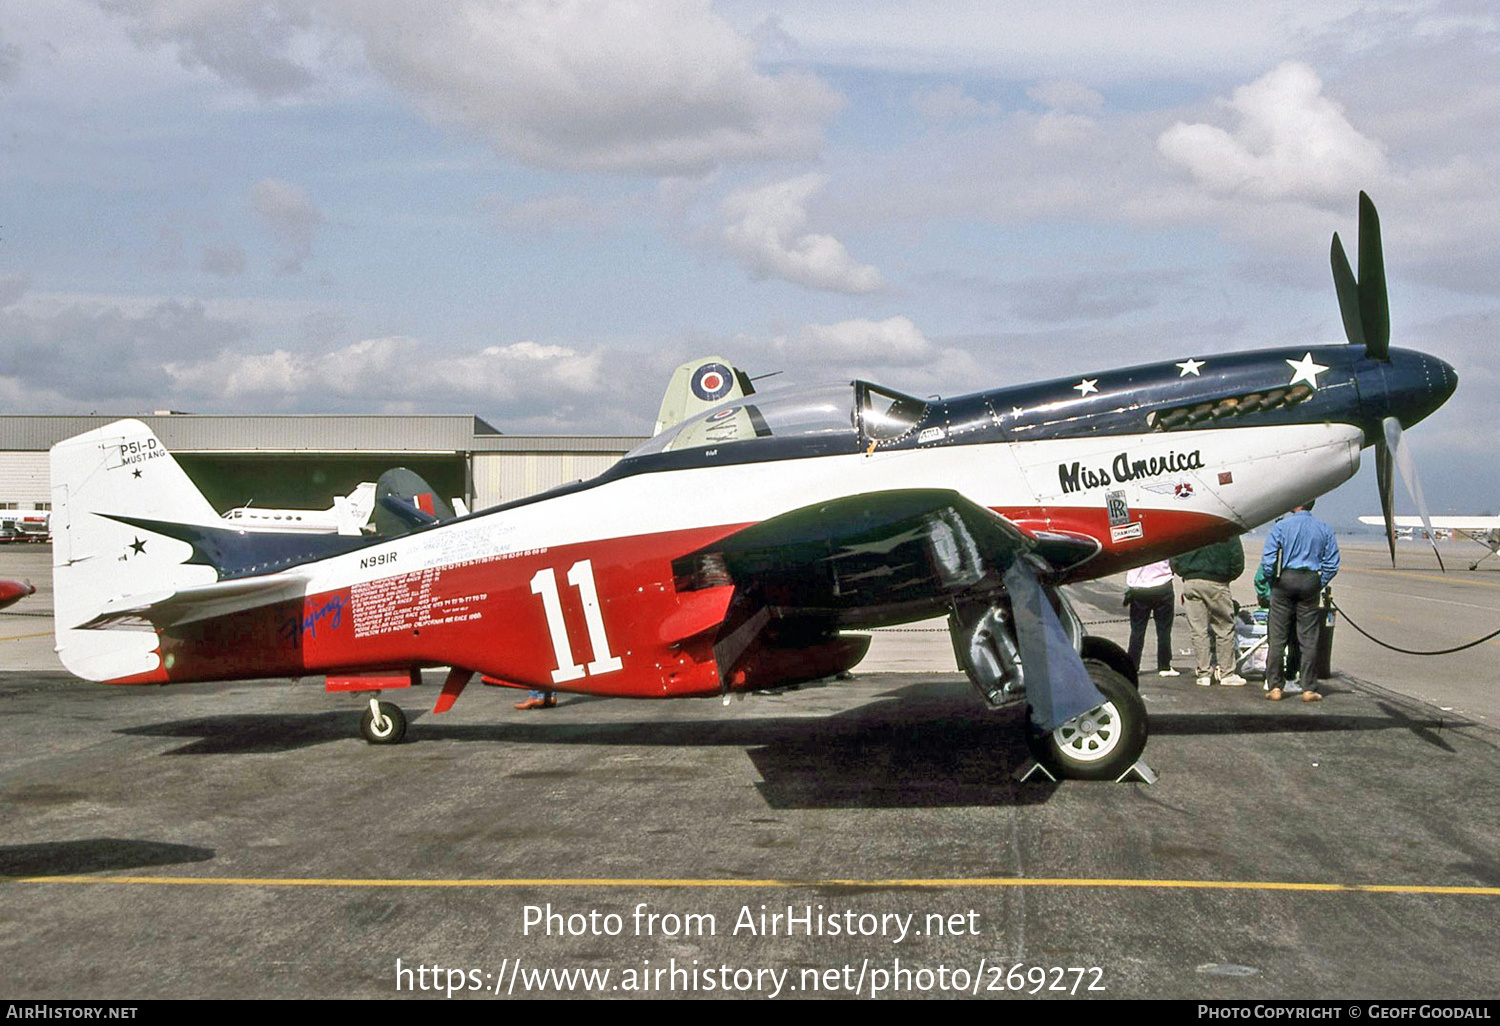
[1331,232,1365,346]
[1383,416,1445,571]
[1357,191,1391,359]
[1375,439,1396,565]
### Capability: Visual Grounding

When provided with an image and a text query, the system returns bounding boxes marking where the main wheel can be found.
[1026,660,1148,780]
[360,700,408,745]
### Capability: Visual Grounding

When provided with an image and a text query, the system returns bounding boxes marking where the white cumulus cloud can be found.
[163,336,604,406]
[1157,61,1387,201]
[777,316,931,364]
[101,0,842,175]
[720,174,883,293]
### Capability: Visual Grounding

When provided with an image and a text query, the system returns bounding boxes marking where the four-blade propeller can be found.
[1332,192,1443,569]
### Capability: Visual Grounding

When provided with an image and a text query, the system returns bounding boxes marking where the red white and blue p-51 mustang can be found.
[49,194,1455,779]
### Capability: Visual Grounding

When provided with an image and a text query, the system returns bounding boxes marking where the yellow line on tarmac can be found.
[7,875,1500,896]
[1344,566,1500,589]
[0,631,51,642]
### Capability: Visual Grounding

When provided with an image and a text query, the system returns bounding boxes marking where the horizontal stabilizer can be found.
[74,574,310,631]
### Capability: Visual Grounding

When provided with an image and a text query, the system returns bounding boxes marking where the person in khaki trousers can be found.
[1170,537,1246,687]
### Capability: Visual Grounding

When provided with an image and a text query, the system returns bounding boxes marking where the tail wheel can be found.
[360,700,407,745]
[1026,660,1148,780]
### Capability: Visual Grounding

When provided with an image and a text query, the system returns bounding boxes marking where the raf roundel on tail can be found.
[690,362,736,402]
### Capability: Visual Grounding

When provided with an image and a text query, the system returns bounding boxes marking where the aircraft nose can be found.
[1369,349,1457,430]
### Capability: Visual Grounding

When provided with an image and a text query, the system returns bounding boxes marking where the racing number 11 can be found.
[529,559,624,683]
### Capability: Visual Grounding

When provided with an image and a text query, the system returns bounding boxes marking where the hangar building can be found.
[0,415,646,516]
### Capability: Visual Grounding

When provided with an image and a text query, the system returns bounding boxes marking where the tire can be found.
[1026,660,1148,780]
[1080,635,1138,687]
[360,701,408,745]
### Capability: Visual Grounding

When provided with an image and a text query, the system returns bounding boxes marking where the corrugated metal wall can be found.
[0,415,495,453]
[0,452,49,507]
[0,416,646,514]
[472,453,624,509]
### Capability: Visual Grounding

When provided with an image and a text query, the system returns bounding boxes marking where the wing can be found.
[673,488,1105,730]
[1359,515,1500,531]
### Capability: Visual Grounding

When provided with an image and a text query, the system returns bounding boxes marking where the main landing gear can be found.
[359,698,407,745]
[1025,658,1148,781]
[950,591,1151,782]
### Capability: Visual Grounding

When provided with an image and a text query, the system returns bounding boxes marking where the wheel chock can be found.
[1013,759,1056,783]
[1013,758,1158,784]
[1115,759,1157,784]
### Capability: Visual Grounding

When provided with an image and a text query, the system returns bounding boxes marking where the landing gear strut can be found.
[950,586,1149,781]
[360,698,407,745]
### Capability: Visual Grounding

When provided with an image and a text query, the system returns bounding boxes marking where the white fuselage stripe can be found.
[301,422,1364,593]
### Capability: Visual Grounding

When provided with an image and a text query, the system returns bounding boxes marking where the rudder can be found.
[51,419,221,681]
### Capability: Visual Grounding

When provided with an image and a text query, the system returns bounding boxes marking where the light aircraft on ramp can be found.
[0,578,35,610]
[48,193,1456,780]
[1358,515,1500,570]
[222,482,377,536]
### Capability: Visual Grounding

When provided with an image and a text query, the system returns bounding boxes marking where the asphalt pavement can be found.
[2,539,1498,1000]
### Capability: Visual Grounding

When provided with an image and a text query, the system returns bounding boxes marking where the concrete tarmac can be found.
[2,540,1498,1000]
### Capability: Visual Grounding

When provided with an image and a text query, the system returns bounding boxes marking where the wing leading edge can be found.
[673,489,1105,731]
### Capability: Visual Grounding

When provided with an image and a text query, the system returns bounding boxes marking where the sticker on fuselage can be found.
[1106,490,1130,527]
[1139,479,1197,500]
[1106,490,1142,542]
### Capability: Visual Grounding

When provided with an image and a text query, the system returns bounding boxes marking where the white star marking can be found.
[1011,406,1025,417]
[1074,378,1099,396]
[1176,358,1205,377]
[1285,353,1329,388]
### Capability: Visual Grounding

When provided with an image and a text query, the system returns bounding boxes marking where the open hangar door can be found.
[174,453,468,515]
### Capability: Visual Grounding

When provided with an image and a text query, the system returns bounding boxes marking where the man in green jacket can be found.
[1170,537,1247,687]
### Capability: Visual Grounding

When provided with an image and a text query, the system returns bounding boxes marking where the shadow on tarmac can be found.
[118,711,356,755]
[111,676,1479,810]
[0,838,215,876]
[1148,708,1465,752]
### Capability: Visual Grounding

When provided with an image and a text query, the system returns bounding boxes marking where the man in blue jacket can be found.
[1259,500,1340,702]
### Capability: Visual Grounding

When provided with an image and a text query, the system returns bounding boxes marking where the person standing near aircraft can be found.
[1171,537,1247,687]
[515,690,555,710]
[1125,559,1178,678]
[1260,501,1340,702]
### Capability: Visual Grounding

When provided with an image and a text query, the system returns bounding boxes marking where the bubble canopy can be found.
[624,382,931,461]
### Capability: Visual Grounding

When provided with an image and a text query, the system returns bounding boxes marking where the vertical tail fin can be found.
[371,468,456,536]
[652,356,754,435]
[333,481,377,536]
[50,419,220,681]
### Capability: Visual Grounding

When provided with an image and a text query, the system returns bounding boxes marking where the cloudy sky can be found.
[4,1,1498,525]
